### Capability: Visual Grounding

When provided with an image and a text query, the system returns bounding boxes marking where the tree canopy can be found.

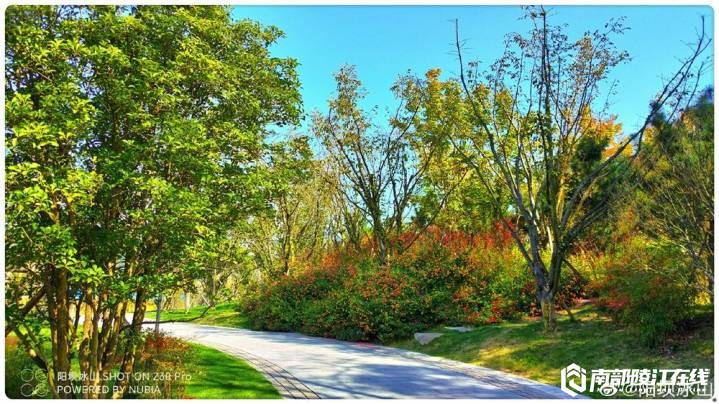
[6,5,302,397]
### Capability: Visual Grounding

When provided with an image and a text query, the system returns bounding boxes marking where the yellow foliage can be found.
[603,138,633,159]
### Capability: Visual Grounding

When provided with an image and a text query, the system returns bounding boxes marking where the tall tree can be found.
[636,88,714,297]
[400,69,501,233]
[246,154,339,279]
[5,5,301,397]
[451,7,709,330]
[312,66,450,263]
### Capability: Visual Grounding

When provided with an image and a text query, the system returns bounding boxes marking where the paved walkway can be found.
[149,322,576,399]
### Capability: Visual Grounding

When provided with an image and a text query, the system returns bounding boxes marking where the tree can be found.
[246,156,339,279]
[451,7,709,330]
[636,88,714,297]
[312,66,451,263]
[402,69,503,233]
[6,5,301,397]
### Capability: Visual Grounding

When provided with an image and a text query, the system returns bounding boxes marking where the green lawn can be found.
[390,304,713,398]
[5,332,279,399]
[183,343,280,399]
[160,302,249,328]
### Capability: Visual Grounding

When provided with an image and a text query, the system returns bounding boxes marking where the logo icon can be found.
[561,363,587,397]
[19,368,49,398]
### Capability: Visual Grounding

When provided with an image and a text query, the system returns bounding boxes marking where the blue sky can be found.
[231,5,714,133]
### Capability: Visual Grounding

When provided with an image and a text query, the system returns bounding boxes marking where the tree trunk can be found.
[210,268,216,306]
[539,289,557,331]
[112,292,147,398]
[377,236,388,265]
[283,237,293,276]
[49,265,73,398]
[79,290,95,398]
[154,295,162,335]
[372,215,388,265]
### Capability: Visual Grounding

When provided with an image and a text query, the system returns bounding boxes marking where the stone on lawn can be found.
[414,332,443,345]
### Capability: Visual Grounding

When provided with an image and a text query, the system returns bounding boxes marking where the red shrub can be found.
[243,225,585,342]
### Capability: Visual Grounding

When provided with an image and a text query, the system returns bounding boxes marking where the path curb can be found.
[203,341,321,399]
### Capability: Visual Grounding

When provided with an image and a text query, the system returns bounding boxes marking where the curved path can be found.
[149,322,578,399]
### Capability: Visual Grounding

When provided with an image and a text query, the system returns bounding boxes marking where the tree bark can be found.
[155,295,162,335]
[48,265,73,398]
[113,291,147,398]
[539,289,557,331]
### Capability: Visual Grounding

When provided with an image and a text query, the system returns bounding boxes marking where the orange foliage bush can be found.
[243,222,584,342]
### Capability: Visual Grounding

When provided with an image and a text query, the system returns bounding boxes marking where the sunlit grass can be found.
[183,343,280,399]
[390,304,713,398]
[159,302,249,328]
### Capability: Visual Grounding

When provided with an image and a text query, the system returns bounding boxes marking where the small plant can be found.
[133,332,191,399]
